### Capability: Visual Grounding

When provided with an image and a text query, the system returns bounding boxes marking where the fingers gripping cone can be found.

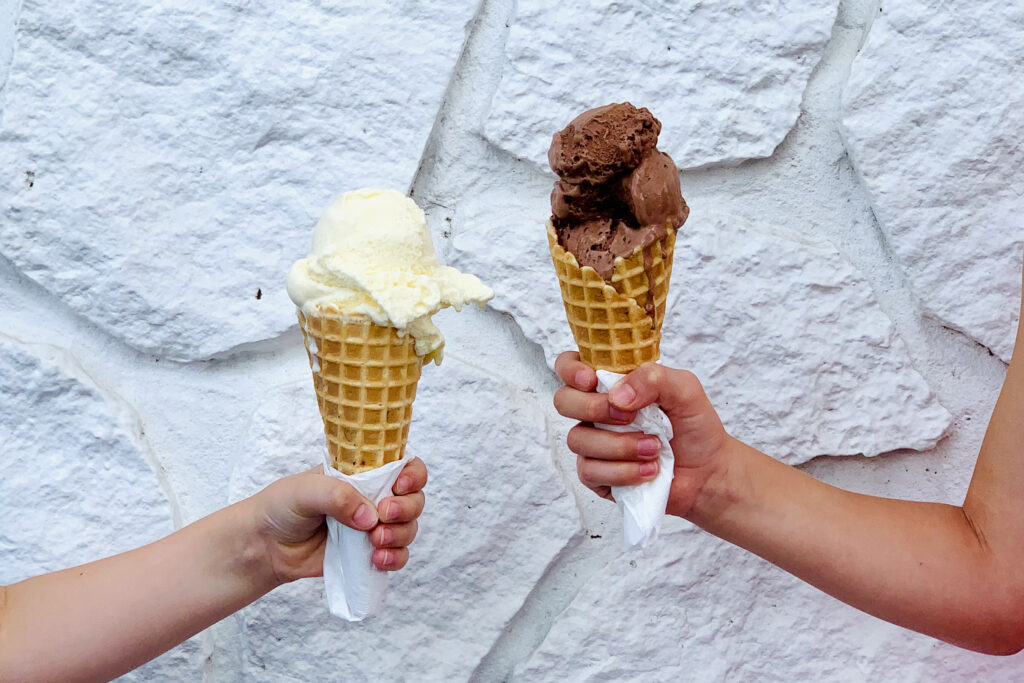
[297,310,426,474]
[546,221,676,373]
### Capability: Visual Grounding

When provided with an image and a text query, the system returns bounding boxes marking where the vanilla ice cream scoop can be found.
[287,189,492,362]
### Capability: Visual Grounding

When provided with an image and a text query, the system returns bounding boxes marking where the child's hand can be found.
[248,458,427,584]
[553,352,733,518]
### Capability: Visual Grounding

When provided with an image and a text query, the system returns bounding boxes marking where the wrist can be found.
[226,498,283,594]
[683,435,750,529]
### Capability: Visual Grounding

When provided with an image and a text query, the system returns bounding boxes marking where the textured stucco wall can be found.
[1,0,1023,680]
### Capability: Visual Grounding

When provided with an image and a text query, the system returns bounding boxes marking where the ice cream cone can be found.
[297,310,425,474]
[547,221,676,373]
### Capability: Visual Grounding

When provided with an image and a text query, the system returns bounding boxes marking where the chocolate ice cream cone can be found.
[547,220,675,373]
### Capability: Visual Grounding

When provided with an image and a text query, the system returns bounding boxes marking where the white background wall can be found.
[2,0,1022,680]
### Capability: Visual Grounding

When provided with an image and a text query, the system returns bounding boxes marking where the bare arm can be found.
[554,265,1024,655]
[0,461,428,682]
[0,500,277,682]
[692,293,1024,653]
[694,436,1022,654]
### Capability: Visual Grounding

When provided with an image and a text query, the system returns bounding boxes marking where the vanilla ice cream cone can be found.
[288,189,492,474]
[547,221,675,374]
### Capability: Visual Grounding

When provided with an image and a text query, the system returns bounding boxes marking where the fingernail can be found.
[383,502,399,522]
[377,527,393,546]
[639,461,659,477]
[608,406,633,422]
[609,382,636,407]
[354,504,376,529]
[394,476,410,495]
[575,369,592,388]
[378,549,391,568]
[637,437,661,458]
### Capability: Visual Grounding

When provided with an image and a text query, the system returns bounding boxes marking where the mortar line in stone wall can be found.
[466,381,613,680]
[831,0,915,306]
[825,1,1010,366]
[0,329,185,529]
[444,350,550,398]
[686,0,946,367]
[200,325,300,366]
[0,252,175,367]
[0,0,24,108]
[469,530,615,682]
[444,336,613,679]
[541,397,604,527]
[71,360,186,531]
[407,0,491,200]
[444,351,511,386]
[407,0,519,239]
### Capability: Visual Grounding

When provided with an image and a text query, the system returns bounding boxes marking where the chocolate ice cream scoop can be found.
[548,103,661,185]
[621,151,689,228]
[548,103,687,281]
[551,180,612,222]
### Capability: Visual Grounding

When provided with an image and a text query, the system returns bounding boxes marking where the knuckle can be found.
[576,456,593,486]
[566,426,586,454]
[584,398,606,423]
[554,352,569,372]
[552,387,571,413]
[675,369,701,399]
[640,362,662,386]
[329,484,354,515]
[676,368,698,386]
[411,491,426,517]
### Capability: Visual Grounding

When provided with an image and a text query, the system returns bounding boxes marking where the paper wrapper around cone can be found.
[546,221,675,373]
[297,311,426,474]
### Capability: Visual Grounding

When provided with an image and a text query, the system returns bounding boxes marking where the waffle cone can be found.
[297,310,425,474]
[547,221,675,373]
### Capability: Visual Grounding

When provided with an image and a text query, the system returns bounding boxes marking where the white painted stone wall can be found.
[1,0,1022,680]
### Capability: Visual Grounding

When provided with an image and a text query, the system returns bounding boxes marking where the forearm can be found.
[0,499,277,682]
[690,438,1022,654]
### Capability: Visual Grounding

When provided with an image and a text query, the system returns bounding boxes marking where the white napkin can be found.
[595,369,675,550]
[321,452,407,621]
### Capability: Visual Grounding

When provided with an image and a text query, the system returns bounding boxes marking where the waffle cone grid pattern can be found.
[298,312,423,474]
[547,221,675,373]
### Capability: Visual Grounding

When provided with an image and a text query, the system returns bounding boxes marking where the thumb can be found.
[294,474,379,531]
[607,363,727,462]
